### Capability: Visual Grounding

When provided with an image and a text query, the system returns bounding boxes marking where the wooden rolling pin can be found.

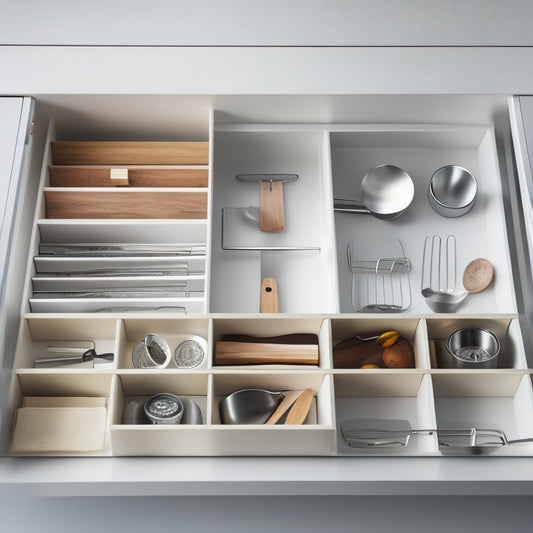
[215,341,319,365]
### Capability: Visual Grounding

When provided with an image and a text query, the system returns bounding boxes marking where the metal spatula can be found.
[340,419,533,455]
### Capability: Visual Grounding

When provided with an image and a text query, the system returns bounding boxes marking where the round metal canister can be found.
[144,393,184,424]
[446,327,500,369]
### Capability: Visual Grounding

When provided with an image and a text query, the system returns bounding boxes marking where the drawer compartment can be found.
[212,316,330,369]
[9,372,113,456]
[427,317,527,369]
[210,372,335,456]
[331,125,516,315]
[330,316,429,369]
[14,316,118,369]
[210,128,338,314]
[116,317,210,370]
[432,373,533,456]
[335,373,437,455]
[111,372,209,456]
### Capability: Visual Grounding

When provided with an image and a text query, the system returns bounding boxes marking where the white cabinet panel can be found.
[1,1,532,46]
[0,98,33,335]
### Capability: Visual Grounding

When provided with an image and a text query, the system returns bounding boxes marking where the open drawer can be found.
[5,97,533,458]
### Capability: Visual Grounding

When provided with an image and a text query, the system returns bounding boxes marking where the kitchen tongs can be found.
[34,347,114,368]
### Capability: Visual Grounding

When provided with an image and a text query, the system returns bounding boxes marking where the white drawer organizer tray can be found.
[8,118,532,457]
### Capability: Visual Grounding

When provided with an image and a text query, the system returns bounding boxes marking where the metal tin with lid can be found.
[144,393,184,424]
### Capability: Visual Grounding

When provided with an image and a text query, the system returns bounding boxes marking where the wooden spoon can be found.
[264,389,306,425]
[285,388,314,425]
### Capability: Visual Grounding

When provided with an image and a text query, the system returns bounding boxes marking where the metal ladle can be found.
[334,164,415,220]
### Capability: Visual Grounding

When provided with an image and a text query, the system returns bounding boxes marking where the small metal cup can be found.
[144,393,184,424]
[132,333,171,369]
[446,327,500,368]
[429,165,477,218]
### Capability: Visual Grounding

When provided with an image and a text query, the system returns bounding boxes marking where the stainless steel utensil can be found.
[219,388,283,424]
[348,240,411,312]
[446,327,500,368]
[39,243,207,256]
[132,333,171,369]
[34,348,114,368]
[421,235,460,312]
[421,235,494,312]
[429,165,477,217]
[340,419,533,455]
[334,164,415,220]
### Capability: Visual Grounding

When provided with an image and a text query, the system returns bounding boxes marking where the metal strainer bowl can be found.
[132,333,171,369]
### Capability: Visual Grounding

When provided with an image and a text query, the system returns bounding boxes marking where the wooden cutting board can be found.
[215,341,319,365]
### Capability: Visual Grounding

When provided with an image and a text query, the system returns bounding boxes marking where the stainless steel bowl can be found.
[446,327,500,369]
[429,165,477,217]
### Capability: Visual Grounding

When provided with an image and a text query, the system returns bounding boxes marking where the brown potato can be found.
[382,337,415,368]
[359,351,385,368]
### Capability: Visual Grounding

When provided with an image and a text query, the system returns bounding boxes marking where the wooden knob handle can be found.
[260,277,279,313]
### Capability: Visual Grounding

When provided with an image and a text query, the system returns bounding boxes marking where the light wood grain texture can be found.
[51,141,209,165]
[285,388,313,425]
[260,277,279,313]
[110,168,129,186]
[49,166,209,187]
[264,389,305,425]
[259,180,285,232]
[44,190,207,219]
[214,341,319,365]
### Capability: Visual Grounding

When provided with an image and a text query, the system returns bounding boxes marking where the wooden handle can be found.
[264,389,306,425]
[259,181,285,232]
[285,388,313,425]
[214,342,319,365]
[260,277,279,313]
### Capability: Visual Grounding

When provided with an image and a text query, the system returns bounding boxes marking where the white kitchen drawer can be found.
[5,99,533,459]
